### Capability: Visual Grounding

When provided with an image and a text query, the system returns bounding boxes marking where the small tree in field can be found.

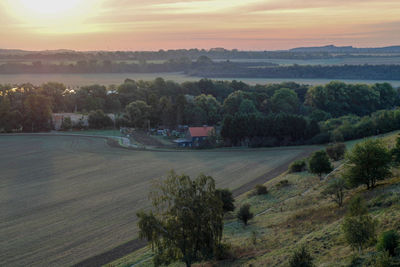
[342,195,377,254]
[289,246,314,267]
[322,177,348,207]
[344,139,392,190]
[237,204,253,226]
[308,150,333,179]
[137,171,224,267]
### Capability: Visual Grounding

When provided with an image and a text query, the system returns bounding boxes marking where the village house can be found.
[174,126,214,147]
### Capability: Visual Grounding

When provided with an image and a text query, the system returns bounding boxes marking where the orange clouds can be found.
[0,0,399,50]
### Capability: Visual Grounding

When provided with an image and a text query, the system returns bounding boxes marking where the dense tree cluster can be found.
[1,79,400,148]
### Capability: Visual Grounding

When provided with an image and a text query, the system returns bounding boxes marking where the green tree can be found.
[125,100,151,128]
[137,171,224,267]
[344,139,392,190]
[23,94,52,132]
[270,88,299,114]
[88,110,113,129]
[194,94,221,125]
[216,189,235,213]
[289,246,314,267]
[238,99,257,114]
[342,195,377,254]
[237,204,253,226]
[322,177,347,207]
[377,230,399,257]
[308,150,333,179]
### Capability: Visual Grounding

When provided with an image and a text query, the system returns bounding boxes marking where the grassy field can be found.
[108,132,400,267]
[0,135,315,266]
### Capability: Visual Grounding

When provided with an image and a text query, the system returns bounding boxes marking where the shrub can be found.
[326,142,346,161]
[377,230,399,256]
[289,159,306,173]
[289,246,314,267]
[343,139,392,190]
[60,116,72,130]
[254,184,268,195]
[276,179,289,188]
[308,150,333,179]
[88,109,113,129]
[237,204,253,226]
[375,251,393,267]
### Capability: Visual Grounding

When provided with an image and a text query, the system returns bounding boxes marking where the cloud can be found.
[0,0,399,50]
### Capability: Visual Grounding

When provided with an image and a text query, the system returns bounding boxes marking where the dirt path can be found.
[73,146,318,267]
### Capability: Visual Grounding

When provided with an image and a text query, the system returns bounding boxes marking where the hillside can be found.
[107,132,400,267]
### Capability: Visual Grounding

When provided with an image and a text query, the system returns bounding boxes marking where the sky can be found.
[1,0,400,51]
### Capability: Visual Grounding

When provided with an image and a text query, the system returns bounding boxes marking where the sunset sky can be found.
[1,0,400,51]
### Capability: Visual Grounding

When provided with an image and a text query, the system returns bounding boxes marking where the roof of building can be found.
[189,126,214,137]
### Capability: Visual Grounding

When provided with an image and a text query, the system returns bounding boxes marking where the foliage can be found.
[377,230,399,256]
[390,134,400,165]
[289,159,307,173]
[326,142,346,161]
[61,116,72,130]
[216,188,235,213]
[125,100,151,128]
[322,177,348,207]
[347,195,368,217]
[308,150,333,179]
[254,184,268,195]
[88,110,113,129]
[276,179,289,188]
[289,246,315,267]
[342,195,377,253]
[343,139,392,190]
[237,204,254,226]
[137,171,224,267]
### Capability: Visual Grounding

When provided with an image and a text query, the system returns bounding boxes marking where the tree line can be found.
[1,79,400,147]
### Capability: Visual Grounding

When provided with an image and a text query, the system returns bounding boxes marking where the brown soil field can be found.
[0,135,317,266]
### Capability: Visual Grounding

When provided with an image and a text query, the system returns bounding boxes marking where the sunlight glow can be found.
[18,0,80,15]
[5,0,102,34]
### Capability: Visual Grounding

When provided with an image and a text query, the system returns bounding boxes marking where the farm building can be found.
[174,126,214,147]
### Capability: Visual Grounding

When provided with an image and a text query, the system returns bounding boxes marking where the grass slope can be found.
[109,133,400,267]
[0,135,313,266]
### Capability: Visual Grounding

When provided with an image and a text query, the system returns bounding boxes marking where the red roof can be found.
[189,126,214,137]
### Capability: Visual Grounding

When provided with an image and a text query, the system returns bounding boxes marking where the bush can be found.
[289,159,306,173]
[254,184,268,195]
[276,179,289,188]
[88,109,113,129]
[237,204,254,226]
[377,230,399,256]
[308,150,333,179]
[289,246,314,267]
[326,142,346,161]
[60,116,72,130]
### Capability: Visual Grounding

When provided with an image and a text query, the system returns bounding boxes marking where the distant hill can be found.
[290,45,400,53]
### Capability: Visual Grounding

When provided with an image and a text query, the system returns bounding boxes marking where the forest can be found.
[1,79,400,147]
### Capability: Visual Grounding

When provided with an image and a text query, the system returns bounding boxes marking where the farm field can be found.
[1,73,400,87]
[0,135,316,266]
